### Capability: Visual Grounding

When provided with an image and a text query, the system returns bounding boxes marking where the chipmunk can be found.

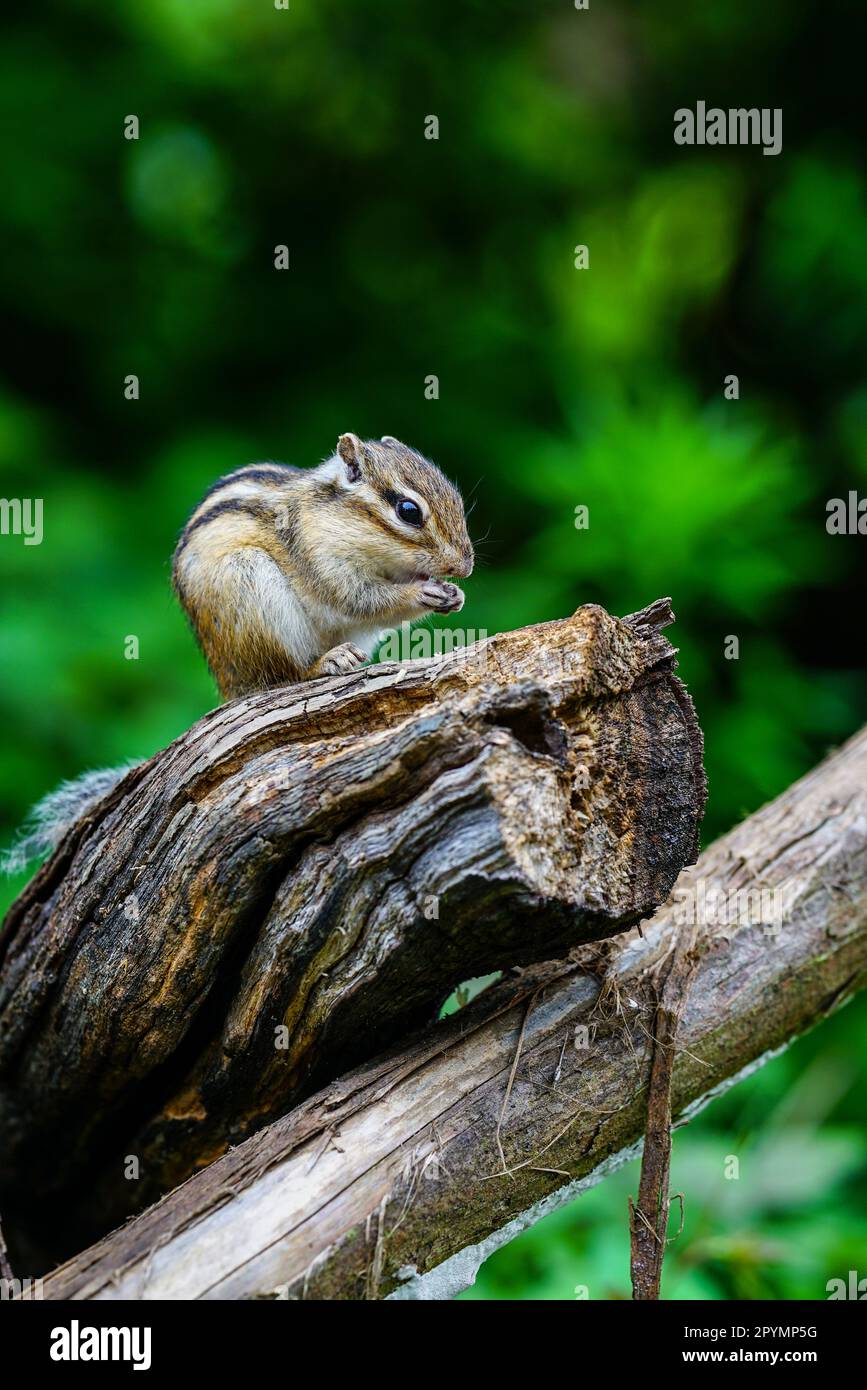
[173,433,474,699]
[3,434,474,874]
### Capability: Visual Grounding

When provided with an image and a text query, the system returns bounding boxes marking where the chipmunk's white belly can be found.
[302,593,380,661]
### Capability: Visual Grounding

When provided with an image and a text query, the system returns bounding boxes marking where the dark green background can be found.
[1,0,865,1298]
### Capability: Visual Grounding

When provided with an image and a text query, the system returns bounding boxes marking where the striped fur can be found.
[173,437,474,699]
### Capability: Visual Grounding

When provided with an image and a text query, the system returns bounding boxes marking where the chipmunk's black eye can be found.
[396,497,424,528]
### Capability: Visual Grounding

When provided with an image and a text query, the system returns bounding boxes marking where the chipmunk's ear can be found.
[337,432,364,483]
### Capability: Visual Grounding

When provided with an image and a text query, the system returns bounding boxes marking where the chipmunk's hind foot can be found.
[306,642,368,679]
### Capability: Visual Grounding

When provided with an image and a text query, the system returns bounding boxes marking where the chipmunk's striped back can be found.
[173,434,473,700]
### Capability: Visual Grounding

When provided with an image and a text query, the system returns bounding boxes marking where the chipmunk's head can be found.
[316,433,474,583]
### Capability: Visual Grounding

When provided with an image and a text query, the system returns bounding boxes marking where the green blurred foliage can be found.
[0,0,865,1299]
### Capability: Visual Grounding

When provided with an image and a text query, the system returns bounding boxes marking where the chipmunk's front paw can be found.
[307,642,368,678]
[419,579,465,614]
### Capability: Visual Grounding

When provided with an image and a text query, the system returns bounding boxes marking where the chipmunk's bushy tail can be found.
[1,763,140,877]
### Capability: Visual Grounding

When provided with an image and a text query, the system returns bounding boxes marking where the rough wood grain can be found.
[36,722,867,1300]
[0,598,704,1261]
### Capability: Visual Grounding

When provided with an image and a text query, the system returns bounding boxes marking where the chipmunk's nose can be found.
[450,549,474,579]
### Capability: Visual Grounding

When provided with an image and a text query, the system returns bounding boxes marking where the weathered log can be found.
[0,598,704,1262]
[38,723,867,1300]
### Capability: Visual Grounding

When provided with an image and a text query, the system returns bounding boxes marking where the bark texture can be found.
[38,722,867,1300]
[0,599,704,1260]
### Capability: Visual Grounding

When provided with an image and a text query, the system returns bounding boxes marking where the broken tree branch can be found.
[0,599,704,1262]
[38,723,867,1300]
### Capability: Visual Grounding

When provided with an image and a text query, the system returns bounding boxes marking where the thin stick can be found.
[629,923,699,1300]
[494,987,542,1177]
